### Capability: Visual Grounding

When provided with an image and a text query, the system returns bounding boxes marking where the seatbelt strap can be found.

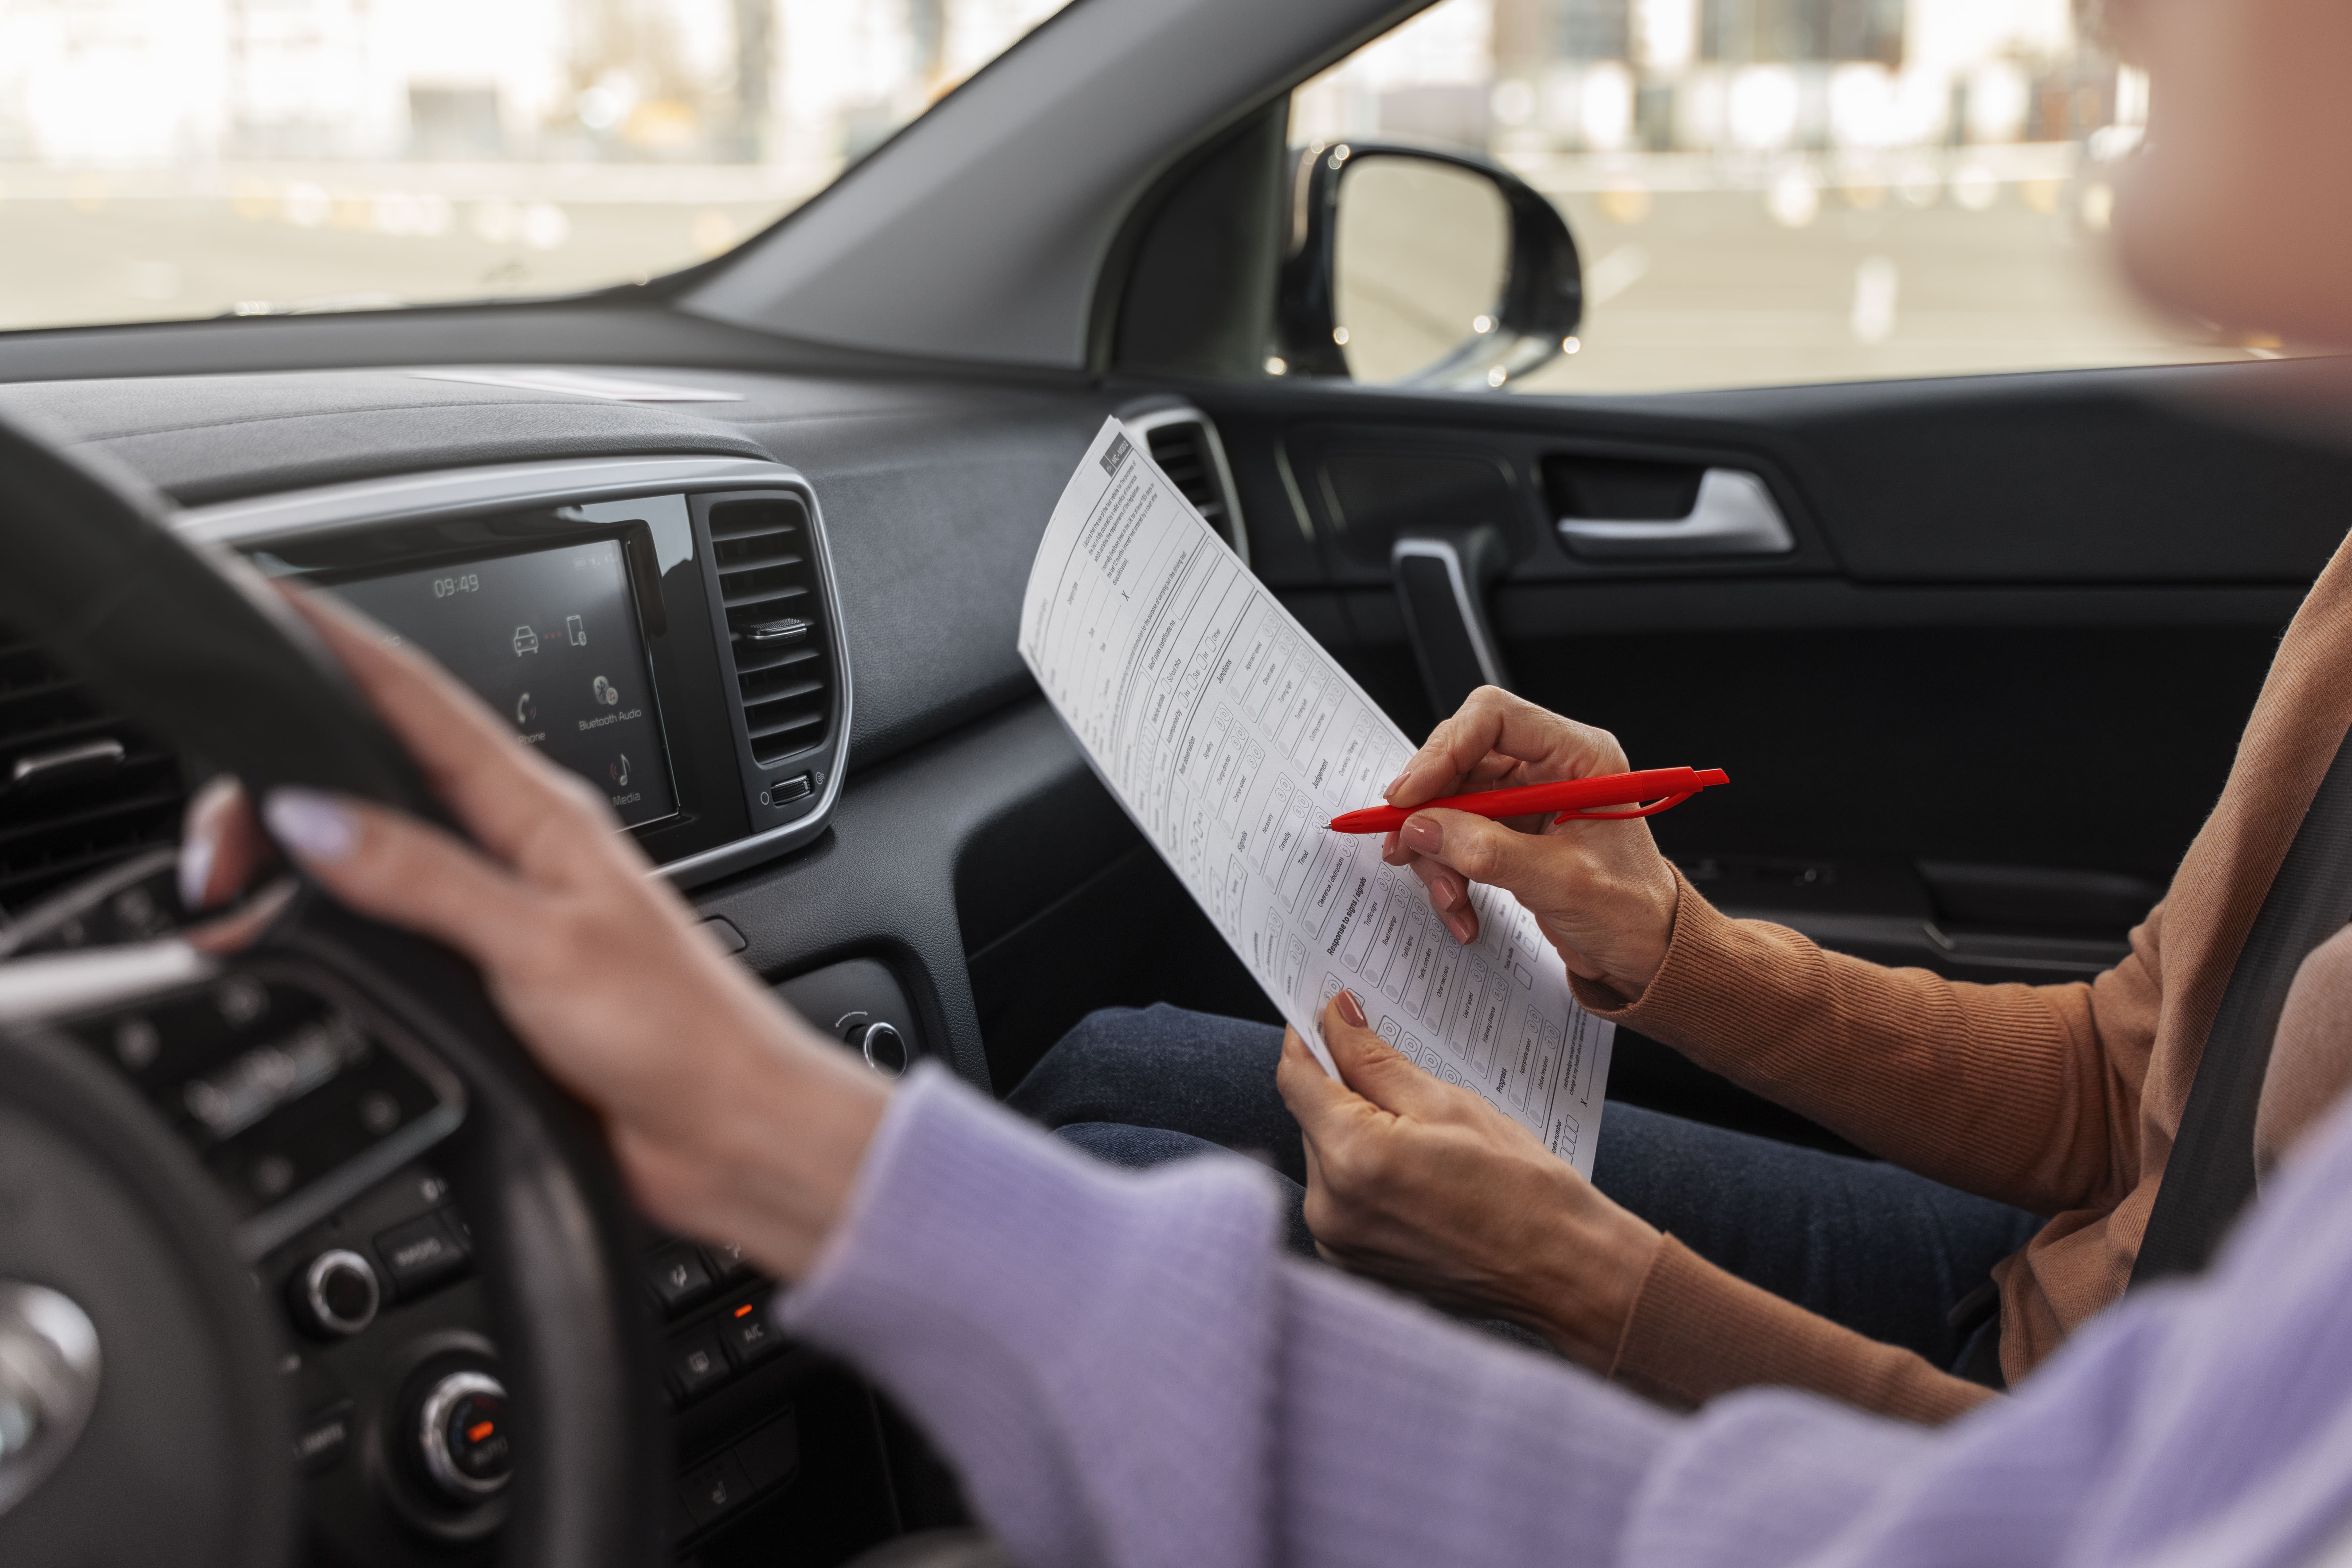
[2133,722,2352,1286]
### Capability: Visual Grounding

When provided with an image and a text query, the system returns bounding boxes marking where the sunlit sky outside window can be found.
[0,0,1071,330]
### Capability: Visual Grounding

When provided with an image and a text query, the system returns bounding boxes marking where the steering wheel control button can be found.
[374,1212,470,1298]
[293,1399,356,1475]
[679,1452,753,1529]
[293,1248,380,1337]
[647,1242,714,1315]
[418,1371,513,1501]
[719,1294,783,1368]
[0,1282,102,1521]
[667,1324,731,1402]
[855,1020,909,1077]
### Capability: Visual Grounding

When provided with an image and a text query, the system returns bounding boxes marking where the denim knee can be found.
[1008,1003,1301,1184]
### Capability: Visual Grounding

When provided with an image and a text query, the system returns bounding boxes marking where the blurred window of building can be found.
[0,0,1072,333]
[1293,0,2290,395]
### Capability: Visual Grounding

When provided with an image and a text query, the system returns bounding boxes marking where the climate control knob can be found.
[416,1370,513,1502]
[291,1250,380,1338]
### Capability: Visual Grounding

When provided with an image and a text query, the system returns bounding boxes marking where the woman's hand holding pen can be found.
[1381,686,1681,1004]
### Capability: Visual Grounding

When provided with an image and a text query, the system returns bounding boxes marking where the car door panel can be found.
[1151,360,2351,1143]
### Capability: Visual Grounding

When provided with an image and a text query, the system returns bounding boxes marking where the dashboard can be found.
[0,363,1238,1566]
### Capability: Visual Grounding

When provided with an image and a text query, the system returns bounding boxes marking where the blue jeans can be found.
[1008,1004,2041,1378]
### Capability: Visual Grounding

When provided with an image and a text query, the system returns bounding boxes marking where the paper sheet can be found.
[1018,417,1615,1175]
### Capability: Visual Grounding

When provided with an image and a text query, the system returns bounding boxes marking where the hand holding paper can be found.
[1276,994,1661,1370]
[1018,418,1618,1174]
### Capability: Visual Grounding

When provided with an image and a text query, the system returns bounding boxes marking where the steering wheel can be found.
[0,412,665,1566]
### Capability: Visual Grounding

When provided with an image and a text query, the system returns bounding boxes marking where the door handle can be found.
[1555,468,1794,558]
[1392,532,1511,719]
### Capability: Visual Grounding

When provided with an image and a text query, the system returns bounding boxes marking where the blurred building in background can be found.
[1294,0,2141,166]
[0,0,2135,175]
[0,0,1065,178]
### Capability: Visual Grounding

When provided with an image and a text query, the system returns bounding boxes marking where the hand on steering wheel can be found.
[185,587,889,1281]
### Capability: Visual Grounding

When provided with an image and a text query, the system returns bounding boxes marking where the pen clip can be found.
[1555,790,1696,824]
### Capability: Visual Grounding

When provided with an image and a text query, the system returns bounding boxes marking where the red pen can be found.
[1326,766,1730,834]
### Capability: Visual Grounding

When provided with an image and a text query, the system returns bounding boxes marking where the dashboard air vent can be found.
[1145,421,1228,533]
[0,623,186,916]
[1131,407,1247,563]
[709,497,832,766]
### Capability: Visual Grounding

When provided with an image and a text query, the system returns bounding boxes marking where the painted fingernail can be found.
[177,832,216,911]
[1430,875,1462,910]
[1401,817,1441,854]
[1335,989,1368,1028]
[263,788,359,864]
[1446,911,1476,944]
[1382,772,1409,799]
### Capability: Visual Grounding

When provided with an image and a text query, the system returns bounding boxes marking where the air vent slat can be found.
[745,710,827,744]
[0,784,186,851]
[1144,417,1241,550]
[733,645,822,678]
[0,620,187,914]
[709,498,833,768]
[741,673,825,705]
[714,539,803,569]
[722,579,811,610]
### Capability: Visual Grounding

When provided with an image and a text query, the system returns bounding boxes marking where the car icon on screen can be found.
[513,625,540,656]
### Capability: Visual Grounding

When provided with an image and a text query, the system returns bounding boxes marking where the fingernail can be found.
[1430,875,1461,910]
[1446,911,1475,944]
[263,788,359,864]
[1382,772,1409,800]
[1401,817,1441,854]
[1335,989,1368,1028]
[177,832,215,911]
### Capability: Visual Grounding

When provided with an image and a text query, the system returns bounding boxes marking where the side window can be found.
[1289,0,2275,394]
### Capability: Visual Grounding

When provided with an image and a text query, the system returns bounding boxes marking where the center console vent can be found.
[0,623,186,916]
[708,496,833,766]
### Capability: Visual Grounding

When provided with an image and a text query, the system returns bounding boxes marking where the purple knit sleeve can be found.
[778,1065,1681,1568]
[779,1063,2352,1568]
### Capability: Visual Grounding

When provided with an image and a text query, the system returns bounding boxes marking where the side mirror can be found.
[1275,143,1582,391]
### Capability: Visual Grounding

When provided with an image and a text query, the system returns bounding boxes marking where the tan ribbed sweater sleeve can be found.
[1608,1237,1996,1423]
[1565,869,2164,1421]
[1572,869,2163,1220]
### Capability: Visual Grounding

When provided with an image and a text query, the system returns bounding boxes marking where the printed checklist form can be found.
[1018,417,1615,1176]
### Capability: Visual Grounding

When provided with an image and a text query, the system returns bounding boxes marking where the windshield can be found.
[0,0,1075,333]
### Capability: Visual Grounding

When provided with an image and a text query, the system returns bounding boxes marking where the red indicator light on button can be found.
[468,1420,497,1443]
[733,1303,753,1318]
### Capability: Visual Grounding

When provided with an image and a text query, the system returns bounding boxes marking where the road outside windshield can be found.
[0,0,1073,331]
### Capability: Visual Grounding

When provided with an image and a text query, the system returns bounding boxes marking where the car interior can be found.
[4,0,2350,1564]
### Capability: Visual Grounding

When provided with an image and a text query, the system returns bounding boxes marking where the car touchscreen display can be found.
[329,540,679,829]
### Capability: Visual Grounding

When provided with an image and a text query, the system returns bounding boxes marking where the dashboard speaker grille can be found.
[709,497,832,767]
[0,624,186,915]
